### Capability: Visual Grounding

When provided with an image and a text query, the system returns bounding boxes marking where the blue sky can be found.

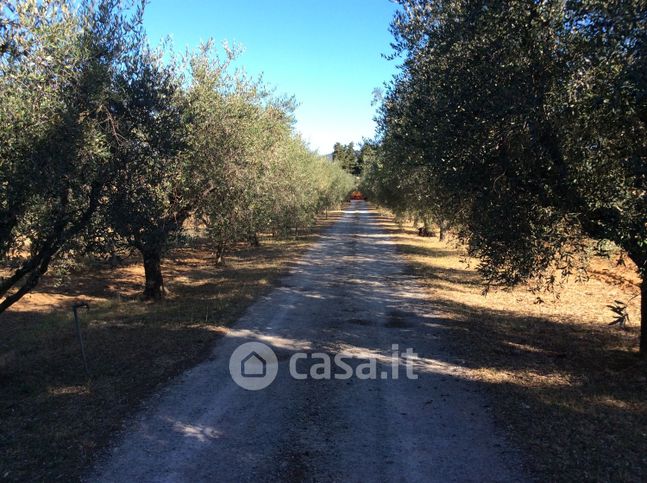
[143,0,400,154]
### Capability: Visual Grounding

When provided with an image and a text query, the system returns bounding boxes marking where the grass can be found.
[0,211,343,481]
[378,214,646,482]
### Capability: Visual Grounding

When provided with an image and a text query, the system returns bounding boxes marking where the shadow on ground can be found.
[0,217,337,481]
[386,219,646,482]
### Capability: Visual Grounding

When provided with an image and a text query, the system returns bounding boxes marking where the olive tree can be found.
[104,43,188,299]
[376,0,646,352]
[0,0,144,311]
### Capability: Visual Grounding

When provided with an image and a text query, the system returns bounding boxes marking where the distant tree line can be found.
[332,141,378,177]
[362,0,646,353]
[0,0,355,308]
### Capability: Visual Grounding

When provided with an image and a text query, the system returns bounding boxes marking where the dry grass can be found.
[379,214,647,482]
[0,211,343,481]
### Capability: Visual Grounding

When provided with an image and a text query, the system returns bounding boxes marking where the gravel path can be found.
[89,201,527,482]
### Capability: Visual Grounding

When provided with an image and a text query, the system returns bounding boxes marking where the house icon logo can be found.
[241,351,267,377]
[229,342,278,390]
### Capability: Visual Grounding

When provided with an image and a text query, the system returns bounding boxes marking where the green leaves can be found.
[370,0,646,341]
[0,0,147,310]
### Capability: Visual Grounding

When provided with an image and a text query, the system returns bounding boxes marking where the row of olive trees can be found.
[364,0,646,354]
[0,0,354,307]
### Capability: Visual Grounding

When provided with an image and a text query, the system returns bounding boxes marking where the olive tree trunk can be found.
[214,243,226,266]
[140,246,164,300]
[626,249,646,357]
[438,220,448,241]
[641,278,646,357]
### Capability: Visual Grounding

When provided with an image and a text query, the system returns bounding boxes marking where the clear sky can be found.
[143,0,400,154]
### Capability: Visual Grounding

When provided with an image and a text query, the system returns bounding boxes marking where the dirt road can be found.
[90,201,526,482]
